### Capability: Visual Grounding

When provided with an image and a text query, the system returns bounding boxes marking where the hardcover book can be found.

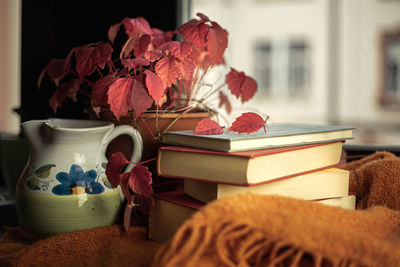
[316,195,356,210]
[184,168,350,203]
[148,190,202,243]
[161,122,354,152]
[148,190,355,242]
[157,141,344,185]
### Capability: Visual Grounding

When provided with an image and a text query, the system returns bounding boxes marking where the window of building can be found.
[288,40,310,96]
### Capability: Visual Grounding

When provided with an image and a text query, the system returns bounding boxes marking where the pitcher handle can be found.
[101,125,143,170]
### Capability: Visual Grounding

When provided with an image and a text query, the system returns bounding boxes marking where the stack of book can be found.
[149,122,355,242]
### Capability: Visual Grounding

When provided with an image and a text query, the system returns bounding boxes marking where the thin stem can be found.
[108,59,117,73]
[162,106,197,133]
[95,66,104,78]
[128,157,157,166]
[139,114,156,140]
[199,83,226,103]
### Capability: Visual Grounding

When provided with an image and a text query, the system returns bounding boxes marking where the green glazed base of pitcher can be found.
[15,189,122,235]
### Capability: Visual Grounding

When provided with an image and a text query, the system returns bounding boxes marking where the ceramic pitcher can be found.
[15,118,143,235]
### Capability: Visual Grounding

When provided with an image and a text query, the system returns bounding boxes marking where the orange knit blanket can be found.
[153,151,400,266]
[0,226,160,267]
[1,151,400,266]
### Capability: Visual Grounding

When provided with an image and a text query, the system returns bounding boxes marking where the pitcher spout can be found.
[21,120,46,151]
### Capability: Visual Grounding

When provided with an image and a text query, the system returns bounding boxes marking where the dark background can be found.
[19,0,178,122]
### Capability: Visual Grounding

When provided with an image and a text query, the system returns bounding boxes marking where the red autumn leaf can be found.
[38,48,75,88]
[219,91,232,114]
[49,79,80,113]
[134,34,151,58]
[178,19,209,50]
[178,42,198,80]
[228,112,267,134]
[75,43,113,79]
[206,22,228,66]
[144,70,165,103]
[226,68,258,103]
[240,75,258,102]
[151,28,174,49]
[91,75,117,107]
[130,76,153,118]
[122,58,150,71]
[158,41,197,80]
[127,164,153,196]
[155,56,182,88]
[120,34,138,59]
[159,41,192,61]
[158,41,180,57]
[194,118,224,135]
[122,17,152,37]
[108,77,134,119]
[144,50,164,62]
[105,152,129,188]
[38,59,66,88]
[108,22,121,44]
[196,12,210,22]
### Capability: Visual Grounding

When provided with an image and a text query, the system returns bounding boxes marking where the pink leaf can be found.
[134,34,151,58]
[75,43,113,79]
[178,42,198,80]
[194,118,224,135]
[144,50,164,62]
[107,77,134,119]
[240,75,258,102]
[105,152,129,188]
[122,17,152,37]
[38,47,75,88]
[120,34,138,59]
[49,79,80,113]
[128,164,153,196]
[228,112,267,134]
[130,76,153,118]
[152,29,174,49]
[206,22,228,66]
[155,56,182,88]
[225,68,244,98]
[226,68,258,103]
[196,12,210,22]
[178,19,209,49]
[108,23,121,44]
[219,91,232,114]
[144,70,165,103]
[122,58,150,71]
[91,75,117,107]
[39,59,66,87]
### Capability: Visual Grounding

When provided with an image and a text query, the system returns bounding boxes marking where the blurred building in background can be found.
[0,0,399,146]
[192,0,400,145]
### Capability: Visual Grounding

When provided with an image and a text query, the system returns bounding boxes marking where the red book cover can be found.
[154,190,204,210]
[158,140,343,159]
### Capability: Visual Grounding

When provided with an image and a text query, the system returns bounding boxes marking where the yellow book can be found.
[148,190,356,243]
[317,195,356,210]
[148,191,201,243]
[158,141,343,185]
[184,168,350,203]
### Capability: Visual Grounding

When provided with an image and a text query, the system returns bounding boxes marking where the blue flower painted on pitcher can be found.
[52,164,104,195]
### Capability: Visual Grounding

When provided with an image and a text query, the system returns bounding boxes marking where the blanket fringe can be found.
[153,216,341,267]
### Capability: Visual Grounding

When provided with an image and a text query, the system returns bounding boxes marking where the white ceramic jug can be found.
[15,118,143,234]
